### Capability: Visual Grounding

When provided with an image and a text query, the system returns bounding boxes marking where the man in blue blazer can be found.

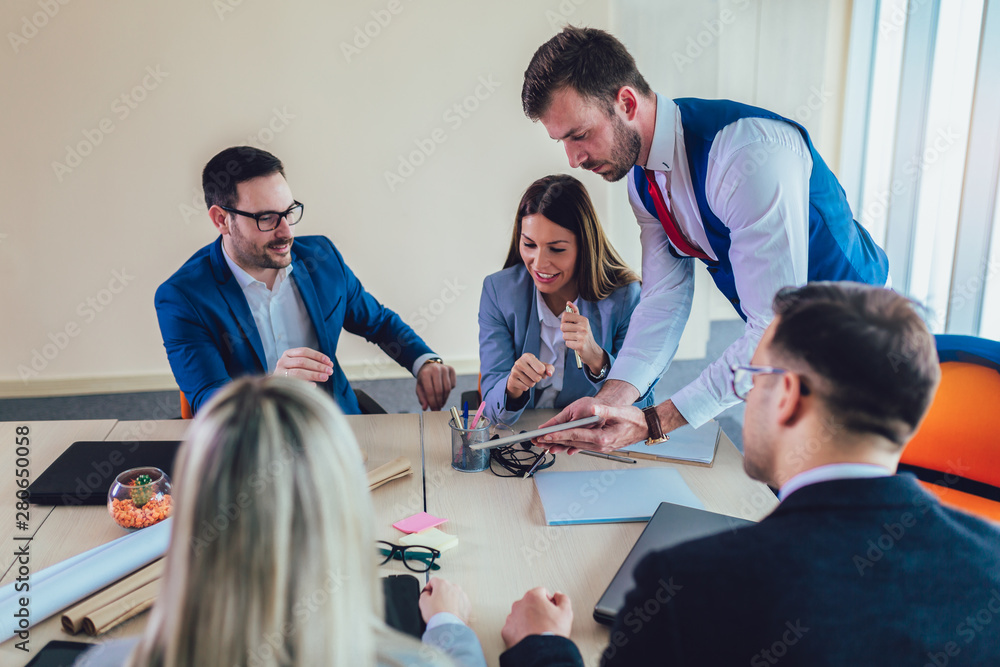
[499,282,1000,665]
[155,146,456,415]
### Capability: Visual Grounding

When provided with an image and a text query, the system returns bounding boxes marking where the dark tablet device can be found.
[383,574,425,638]
[593,501,754,625]
[27,440,182,506]
[23,640,92,667]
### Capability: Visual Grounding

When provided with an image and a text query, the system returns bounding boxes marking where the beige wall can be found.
[0,0,851,397]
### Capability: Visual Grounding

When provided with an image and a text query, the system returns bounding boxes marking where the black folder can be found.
[26,440,182,506]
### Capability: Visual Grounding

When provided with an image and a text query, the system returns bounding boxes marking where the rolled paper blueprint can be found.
[61,559,164,634]
[367,457,412,491]
[0,532,131,609]
[0,518,171,643]
[82,579,159,636]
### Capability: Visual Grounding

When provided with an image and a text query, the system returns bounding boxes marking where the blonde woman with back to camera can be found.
[75,377,486,667]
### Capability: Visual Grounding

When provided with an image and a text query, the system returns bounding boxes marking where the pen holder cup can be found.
[450,418,491,473]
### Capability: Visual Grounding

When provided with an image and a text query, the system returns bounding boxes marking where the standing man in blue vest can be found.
[523,26,889,451]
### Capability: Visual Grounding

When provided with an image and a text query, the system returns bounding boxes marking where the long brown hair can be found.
[503,174,638,301]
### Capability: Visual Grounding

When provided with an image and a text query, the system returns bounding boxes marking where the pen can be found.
[470,402,486,430]
[523,454,546,480]
[578,450,637,464]
[566,304,583,369]
[450,406,463,429]
[462,401,469,429]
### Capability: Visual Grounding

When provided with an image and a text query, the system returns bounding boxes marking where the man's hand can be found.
[560,302,606,375]
[537,399,688,452]
[595,379,641,406]
[501,587,573,648]
[506,353,555,400]
[535,400,647,453]
[419,577,472,624]
[274,347,334,385]
[416,361,457,411]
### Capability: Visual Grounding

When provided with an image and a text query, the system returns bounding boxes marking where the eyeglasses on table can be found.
[376,540,441,572]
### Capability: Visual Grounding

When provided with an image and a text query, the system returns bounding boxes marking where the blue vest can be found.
[633,98,889,320]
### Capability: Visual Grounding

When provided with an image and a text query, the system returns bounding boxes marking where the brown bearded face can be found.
[581,111,642,183]
[226,215,294,271]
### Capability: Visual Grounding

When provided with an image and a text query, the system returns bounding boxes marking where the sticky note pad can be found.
[393,512,446,534]
[400,528,458,553]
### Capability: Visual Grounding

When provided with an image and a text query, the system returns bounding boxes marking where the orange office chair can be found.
[179,391,193,420]
[898,335,1000,522]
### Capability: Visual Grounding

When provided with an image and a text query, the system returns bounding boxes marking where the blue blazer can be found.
[154,235,433,415]
[478,264,654,426]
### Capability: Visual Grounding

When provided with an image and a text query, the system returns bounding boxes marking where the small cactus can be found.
[131,474,153,508]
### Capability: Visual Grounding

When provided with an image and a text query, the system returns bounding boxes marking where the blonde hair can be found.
[127,377,437,667]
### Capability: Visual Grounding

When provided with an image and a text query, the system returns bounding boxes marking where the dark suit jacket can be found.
[478,264,654,426]
[154,235,432,415]
[500,475,1000,666]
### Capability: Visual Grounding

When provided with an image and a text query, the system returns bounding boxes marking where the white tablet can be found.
[468,415,601,450]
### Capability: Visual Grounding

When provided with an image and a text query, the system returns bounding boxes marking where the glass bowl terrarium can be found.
[108,467,172,530]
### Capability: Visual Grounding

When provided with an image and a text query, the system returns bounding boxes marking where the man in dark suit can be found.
[499,282,1000,666]
[155,146,456,415]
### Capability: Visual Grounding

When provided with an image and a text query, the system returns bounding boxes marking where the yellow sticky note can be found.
[399,528,458,553]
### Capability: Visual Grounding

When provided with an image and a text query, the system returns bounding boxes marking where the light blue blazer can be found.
[478,264,655,426]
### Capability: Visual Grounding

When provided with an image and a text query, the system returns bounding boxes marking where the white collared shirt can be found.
[534,292,572,409]
[779,463,892,501]
[608,93,814,428]
[221,242,320,373]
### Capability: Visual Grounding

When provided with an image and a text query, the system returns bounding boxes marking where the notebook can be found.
[619,422,722,467]
[27,440,182,506]
[593,501,754,624]
[532,467,703,525]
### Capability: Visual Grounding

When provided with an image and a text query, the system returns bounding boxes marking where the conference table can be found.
[0,412,777,666]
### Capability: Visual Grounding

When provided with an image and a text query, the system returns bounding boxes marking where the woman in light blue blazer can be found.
[479,174,655,426]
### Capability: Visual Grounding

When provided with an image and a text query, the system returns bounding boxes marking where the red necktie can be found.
[643,168,711,260]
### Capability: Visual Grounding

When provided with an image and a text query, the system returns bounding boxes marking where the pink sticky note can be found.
[393,512,447,534]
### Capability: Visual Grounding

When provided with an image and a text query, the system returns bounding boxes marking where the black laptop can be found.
[593,501,755,624]
[27,440,182,506]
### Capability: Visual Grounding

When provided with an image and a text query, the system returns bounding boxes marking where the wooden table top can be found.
[0,414,426,665]
[0,413,776,667]
[422,411,777,666]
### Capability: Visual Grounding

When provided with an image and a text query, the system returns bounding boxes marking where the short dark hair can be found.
[202,146,285,209]
[503,174,638,301]
[769,283,940,446]
[522,26,652,120]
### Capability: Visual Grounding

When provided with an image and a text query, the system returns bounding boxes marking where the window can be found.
[844,0,999,336]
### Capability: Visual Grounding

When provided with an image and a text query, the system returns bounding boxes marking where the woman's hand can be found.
[419,577,472,624]
[506,353,555,399]
[561,303,607,376]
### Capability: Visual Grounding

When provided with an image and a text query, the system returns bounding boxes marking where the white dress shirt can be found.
[222,243,320,373]
[607,93,813,428]
[779,463,892,501]
[223,244,434,378]
[533,292,572,409]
